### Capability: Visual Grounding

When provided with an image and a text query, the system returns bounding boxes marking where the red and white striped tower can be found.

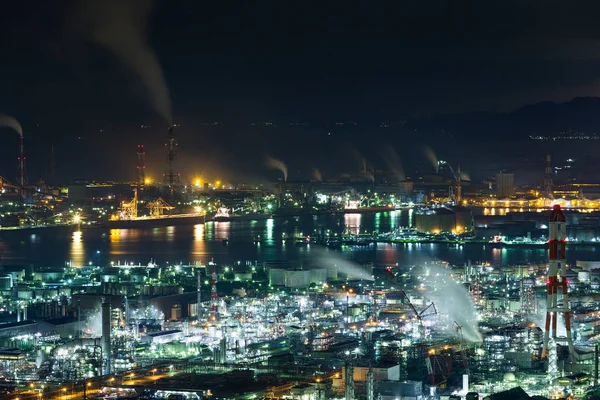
[211,261,219,320]
[542,204,576,360]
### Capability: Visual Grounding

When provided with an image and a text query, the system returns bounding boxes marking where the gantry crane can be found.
[146,197,174,217]
[446,163,462,202]
[401,290,437,386]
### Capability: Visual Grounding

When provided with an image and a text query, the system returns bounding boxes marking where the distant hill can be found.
[409,97,600,140]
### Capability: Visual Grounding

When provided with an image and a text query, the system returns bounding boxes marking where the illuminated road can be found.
[9,370,174,400]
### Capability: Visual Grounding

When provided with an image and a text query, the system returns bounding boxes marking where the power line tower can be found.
[136,144,146,187]
[163,126,179,198]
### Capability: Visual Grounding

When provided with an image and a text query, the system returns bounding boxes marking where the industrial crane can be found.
[454,321,470,377]
[438,161,462,203]
[400,290,437,386]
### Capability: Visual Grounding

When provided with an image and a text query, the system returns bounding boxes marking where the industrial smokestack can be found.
[164,126,178,198]
[595,344,599,386]
[197,269,202,319]
[544,155,553,199]
[101,300,111,374]
[136,144,146,187]
[344,362,354,400]
[366,366,374,400]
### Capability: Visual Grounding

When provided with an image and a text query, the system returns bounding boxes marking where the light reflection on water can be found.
[0,212,593,268]
[344,213,361,235]
[69,231,85,267]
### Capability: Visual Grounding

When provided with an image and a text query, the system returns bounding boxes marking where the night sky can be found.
[1,1,600,184]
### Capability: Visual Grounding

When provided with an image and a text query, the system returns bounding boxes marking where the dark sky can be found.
[1,1,600,183]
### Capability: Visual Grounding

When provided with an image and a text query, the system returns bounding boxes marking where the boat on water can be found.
[488,235,547,248]
[343,205,395,213]
[211,207,272,222]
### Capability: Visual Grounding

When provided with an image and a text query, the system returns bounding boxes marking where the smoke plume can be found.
[460,170,471,181]
[382,147,406,181]
[423,145,438,173]
[308,247,374,281]
[75,0,172,125]
[312,168,323,182]
[424,265,482,342]
[265,156,288,181]
[0,115,23,137]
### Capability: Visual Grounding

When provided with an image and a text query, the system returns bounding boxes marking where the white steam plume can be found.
[76,0,172,125]
[423,145,439,173]
[265,156,288,181]
[423,265,482,342]
[312,168,323,182]
[382,147,406,181]
[308,247,374,281]
[362,170,375,182]
[0,115,23,137]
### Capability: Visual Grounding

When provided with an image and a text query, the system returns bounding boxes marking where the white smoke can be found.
[312,168,322,182]
[75,0,172,125]
[265,156,288,181]
[460,170,471,182]
[85,310,103,337]
[0,114,23,137]
[423,265,482,342]
[382,147,406,181]
[307,247,374,281]
[423,145,438,173]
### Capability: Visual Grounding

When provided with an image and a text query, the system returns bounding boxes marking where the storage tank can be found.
[310,269,327,284]
[0,275,12,290]
[285,270,310,288]
[268,268,287,286]
[578,271,591,283]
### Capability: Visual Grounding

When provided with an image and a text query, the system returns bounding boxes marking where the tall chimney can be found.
[102,300,111,375]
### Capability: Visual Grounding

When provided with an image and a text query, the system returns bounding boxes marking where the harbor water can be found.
[0,211,599,268]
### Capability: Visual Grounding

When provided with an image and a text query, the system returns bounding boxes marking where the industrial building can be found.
[415,206,472,233]
[496,171,515,198]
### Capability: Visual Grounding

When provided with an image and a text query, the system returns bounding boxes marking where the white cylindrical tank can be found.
[578,271,591,283]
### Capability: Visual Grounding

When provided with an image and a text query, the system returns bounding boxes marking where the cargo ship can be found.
[488,235,547,248]
[211,207,272,222]
[105,213,206,228]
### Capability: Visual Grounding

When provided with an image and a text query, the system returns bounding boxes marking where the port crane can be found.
[438,161,462,203]
[146,197,174,217]
[400,290,437,386]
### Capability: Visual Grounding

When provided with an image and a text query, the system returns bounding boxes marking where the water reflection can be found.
[266,218,274,240]
[109,229,121,243]
[70,231,85,267]
[205,222,214,240]
[166,226,175,242]
[191,224,207,259]
[213,221,230,240]
[0,212,586,268]
[389,210,398,231]
[194,224,204,241]
[344,213,361,235]
[408,209,413,227]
